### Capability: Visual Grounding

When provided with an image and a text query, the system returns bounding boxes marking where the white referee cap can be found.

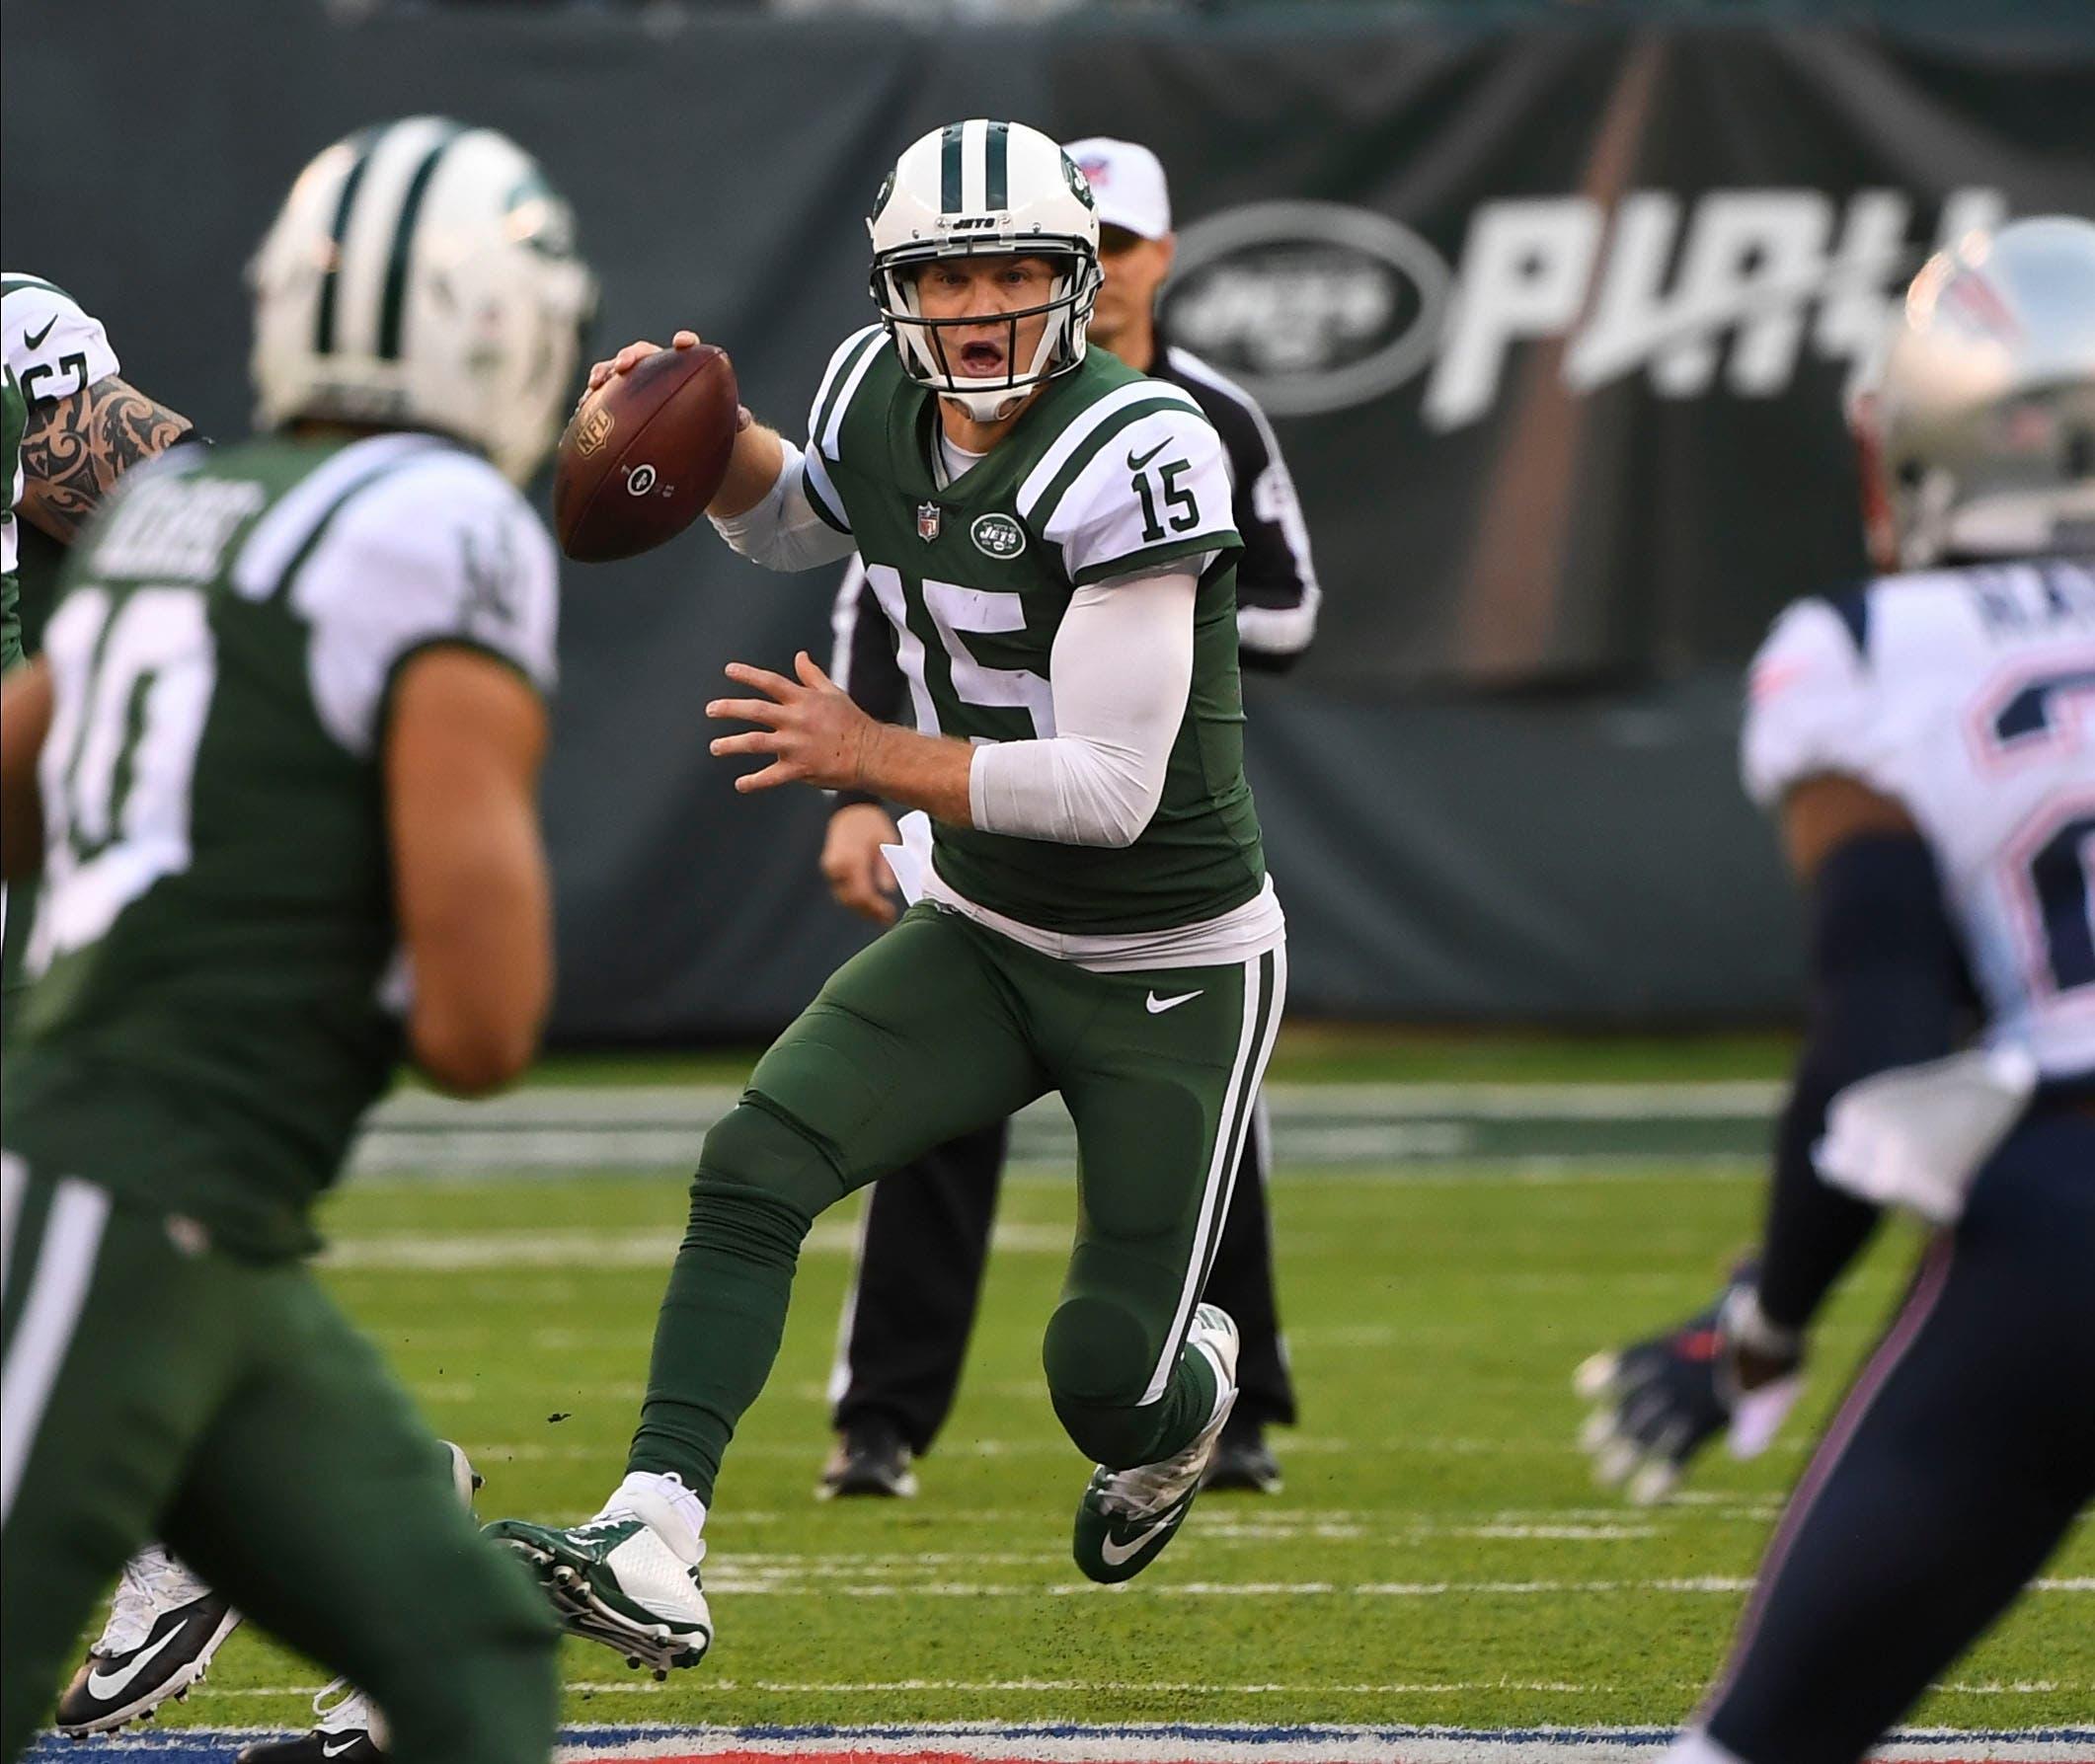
[1062,137,1172,240]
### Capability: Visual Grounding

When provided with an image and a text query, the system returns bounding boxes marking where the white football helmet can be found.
[868,118,1103,422]
[251,116,597,485]
[1853,213,2095,570]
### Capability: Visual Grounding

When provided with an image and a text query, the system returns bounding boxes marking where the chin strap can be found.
[942,386,1031,424]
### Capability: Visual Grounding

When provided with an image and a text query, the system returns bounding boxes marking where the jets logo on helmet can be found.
[1062,153,1098,210]
[867,117,1104,422]
[250,115,598,485]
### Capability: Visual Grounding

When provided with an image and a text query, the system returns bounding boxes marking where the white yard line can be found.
[186,1677,2087,1700]
[323,1221,1068,1270]
[363,1081,1785,1129]
[458,1434,1635,1463]
[343,1080,1784,1182]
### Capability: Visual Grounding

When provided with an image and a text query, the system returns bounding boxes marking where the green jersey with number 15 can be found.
[2,432,559,1257]
[806,329,1262,936]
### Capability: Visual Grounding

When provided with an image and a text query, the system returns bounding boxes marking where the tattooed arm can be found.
[17,376,194,544]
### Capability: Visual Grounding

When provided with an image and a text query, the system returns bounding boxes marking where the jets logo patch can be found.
[970,512,1027,559]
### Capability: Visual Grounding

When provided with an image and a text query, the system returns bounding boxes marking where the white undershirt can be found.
[934,432,985,488]
[708,440,858,572]
[968,572,1194,849]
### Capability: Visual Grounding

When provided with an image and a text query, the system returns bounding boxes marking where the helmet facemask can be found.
[872,238,1102,423]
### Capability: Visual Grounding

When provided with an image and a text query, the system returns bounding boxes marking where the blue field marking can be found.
[25,1724,2095,1761]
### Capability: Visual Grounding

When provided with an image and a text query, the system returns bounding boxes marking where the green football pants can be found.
[630,903,1286,1501]
[0,1157,558,1764]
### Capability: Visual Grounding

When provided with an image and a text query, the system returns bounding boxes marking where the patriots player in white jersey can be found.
[1578,216,2093,1764]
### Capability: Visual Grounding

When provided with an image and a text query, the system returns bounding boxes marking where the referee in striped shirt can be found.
[816,136,1320,1500]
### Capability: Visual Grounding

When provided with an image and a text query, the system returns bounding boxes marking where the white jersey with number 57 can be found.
[2,275,121,580]
[1744,559,2095,1082]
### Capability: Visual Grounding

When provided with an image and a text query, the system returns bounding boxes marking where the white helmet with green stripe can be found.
[868,118,1103,422]
[250,116,597,485]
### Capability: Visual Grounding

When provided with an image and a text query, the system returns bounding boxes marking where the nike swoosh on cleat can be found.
[1099,1517,1174,1567]
[321,1739,363,1759]
[85,1626,184,1701]
[24,317,56,351]
[1145,990,1203,1015]
[1126,439,1170,472]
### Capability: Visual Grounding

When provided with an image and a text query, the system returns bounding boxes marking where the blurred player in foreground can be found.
[0,115,595,1763]
[490,117,1280,1672]
[1578,216,2094,1764]
[817,135,1318,1501]
[1,272,238,1748]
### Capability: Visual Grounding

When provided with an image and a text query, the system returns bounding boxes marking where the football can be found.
[552,343,740,562]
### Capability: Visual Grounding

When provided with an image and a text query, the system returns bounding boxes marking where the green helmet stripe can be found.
[376,122,466,361]
[984,120,1010,211]
[940,122,965,214]
[314,128,379,356]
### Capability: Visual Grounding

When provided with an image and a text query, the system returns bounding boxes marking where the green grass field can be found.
[86,1037,2095,1739]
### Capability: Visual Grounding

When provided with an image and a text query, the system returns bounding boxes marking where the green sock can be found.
[626,1178,814,1502]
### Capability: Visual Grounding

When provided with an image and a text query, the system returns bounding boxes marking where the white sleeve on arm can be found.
[708,439,858,573]
[968,572,1196,848]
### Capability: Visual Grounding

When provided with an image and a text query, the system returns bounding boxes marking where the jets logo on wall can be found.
[1162,201,1450,420]
[1161,189,2007,426]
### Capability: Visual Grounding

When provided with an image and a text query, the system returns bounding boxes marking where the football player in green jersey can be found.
[487,118,1284,1673]
[0,116,595,1764]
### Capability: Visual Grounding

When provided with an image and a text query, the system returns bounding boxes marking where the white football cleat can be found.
[486,1473,713,1675]
[1071,1304,1240,1583]
[55,1546,243,1735]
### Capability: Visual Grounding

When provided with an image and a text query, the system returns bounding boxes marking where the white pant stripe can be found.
[0,1176,113,1527]
[0,1150,27,1309]
[826,1185,875,1412]
[1199,941,1288,1306]
[1140,947,1282,1407]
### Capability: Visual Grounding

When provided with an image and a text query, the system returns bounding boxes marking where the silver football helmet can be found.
[1853,214,2095,570]
[868,118,1103,422]
[251,116,597,485]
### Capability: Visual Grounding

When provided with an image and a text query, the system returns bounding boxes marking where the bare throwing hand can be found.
[580,333,753,429]
[707,652,882,795]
